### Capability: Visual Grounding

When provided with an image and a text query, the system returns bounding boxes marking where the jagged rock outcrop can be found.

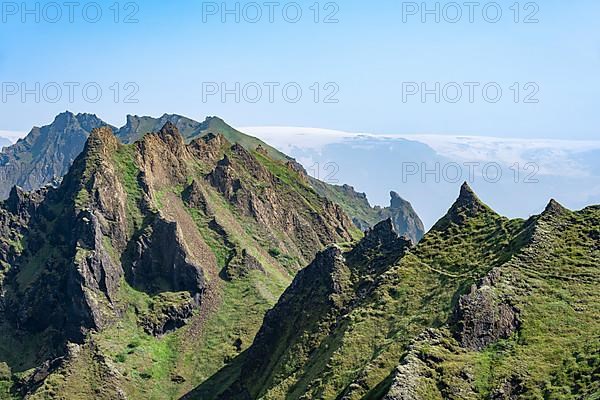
[182,180,213,215]
[207,140,355,265]
[136,122,193,191]
[1,111,425,244]
[0,127,130,344]
[4,186,48,222]
[378,191,425,242]
[138,293,198,336]
[188,133,229,165]
[130,215,205,296]
[0,119,364,397]
[310,180,425,242]
[453,269,520,351]
[116,114,203,144]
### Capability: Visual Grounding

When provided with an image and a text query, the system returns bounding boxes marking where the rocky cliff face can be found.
[0,112,112,199]
[188,183,600,400]
[376,191,425,242]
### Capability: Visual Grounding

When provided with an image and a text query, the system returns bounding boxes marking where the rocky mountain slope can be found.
[310,181,425,243]
[188,183,600,400]
[0,112,111,199]
[0,123,359,399]
[0,113,424,240]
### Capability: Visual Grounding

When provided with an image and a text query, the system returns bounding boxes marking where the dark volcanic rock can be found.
[348,219,413,270]
[130,215,205,296]
[454,269,519,351]
[4,186,48,221]
[182,180,213,216]
[139,293,198,336]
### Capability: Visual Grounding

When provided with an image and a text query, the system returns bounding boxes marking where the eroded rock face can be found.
[188,132,229,165]
[182,180,213,216]
[136,122,193,191]
[130,215,205,296]
[207,143,355,264]
[454,269,519,351]
[380,191,425,243]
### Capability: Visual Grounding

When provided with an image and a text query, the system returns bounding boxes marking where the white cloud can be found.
[238,126,600,177]
[239,126,358,154]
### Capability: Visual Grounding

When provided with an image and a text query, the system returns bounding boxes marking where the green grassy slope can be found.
[188,184,600,400]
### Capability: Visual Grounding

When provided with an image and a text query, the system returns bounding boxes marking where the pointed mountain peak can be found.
[452,181,486,210]
[51,111,78,129]
[542,199,569,217]
[458,181,478,203]
[143,122,187,155]
[159,121,180,137]
[53,110,76,121]
[49,111,112,133]
[85,126,120,154]
[433,182,496,229]
[390,191,410,209]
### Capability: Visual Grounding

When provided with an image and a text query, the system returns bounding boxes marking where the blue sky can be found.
[0,0,599,139]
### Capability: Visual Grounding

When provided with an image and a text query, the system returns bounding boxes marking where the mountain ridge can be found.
[0,112,424,241]
[187,183,600,400]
